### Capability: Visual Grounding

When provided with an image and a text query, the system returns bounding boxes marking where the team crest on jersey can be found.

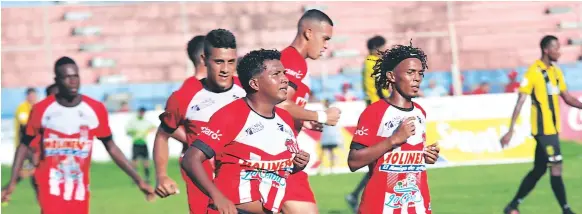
[379,151,426,173]
[285,138,300,154]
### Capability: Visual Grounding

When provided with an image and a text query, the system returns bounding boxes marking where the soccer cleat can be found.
[503,205,520,214]
[563,208,576,214]
[345,194,358,213]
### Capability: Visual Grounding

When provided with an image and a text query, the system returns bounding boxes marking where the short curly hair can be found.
[237,49,282,94]
[203,29,237,58]
[371,40,428,91]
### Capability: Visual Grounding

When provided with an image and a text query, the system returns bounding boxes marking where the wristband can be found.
[316,111,327,124]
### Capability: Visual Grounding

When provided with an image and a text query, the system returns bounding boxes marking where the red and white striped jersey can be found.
[159,77,246,147]
[351,100,432,214]
[25,95,111,202]
[192,98,298,212]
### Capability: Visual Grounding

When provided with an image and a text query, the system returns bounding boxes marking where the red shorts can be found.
[283,171,316,203]
[37,186,89,214]
[179,157,214,214]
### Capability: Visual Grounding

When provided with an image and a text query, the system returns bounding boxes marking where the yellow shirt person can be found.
[14,88,37,148]
[363,36,389,105]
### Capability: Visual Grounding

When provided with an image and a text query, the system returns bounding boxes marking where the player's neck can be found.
[540,56,552,68]
[387,92,413,109]
[194,66,207,80]
[290,37,309,59]
[204,79,232,93]
[55,93,82,107]
[244,96,275,118]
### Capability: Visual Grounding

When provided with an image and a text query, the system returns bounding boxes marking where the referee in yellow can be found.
[501,35,582,214]
[345,35,391,212]
[13,89,38,184]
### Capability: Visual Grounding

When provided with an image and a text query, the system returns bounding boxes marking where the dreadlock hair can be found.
[371,39,428,91]
[237,49,282,94]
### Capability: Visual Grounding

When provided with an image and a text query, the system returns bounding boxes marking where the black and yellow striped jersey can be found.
[519,59,567,136]
[363,55,389,104]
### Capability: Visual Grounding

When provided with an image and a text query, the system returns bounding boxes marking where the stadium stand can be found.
[2,1,581,116]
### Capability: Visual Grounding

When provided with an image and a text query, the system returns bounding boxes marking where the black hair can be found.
[237,49,281,94]
[54,56,77,75]
[26,87,36,95]
[367,36,386,51]
[371,40,428,91]
[138,107,146,112]
[540,35,558,54]
[203,29,237,58]
[187,35,206,66]
[45,84,57,96]
[298,9,334,27]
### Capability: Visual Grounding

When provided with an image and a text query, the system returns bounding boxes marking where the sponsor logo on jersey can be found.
[277,123,295,137]
[201,126,222,140]
[379,151,426,173]
[285,68,303,80]
[245,122,265,136]
[239,159,294,172]
[192,98,215,111]
[240,170,288,187]
[384,173,424,209]
[355,126,368,136]
[295,96,308,108]
[44,138,92,158]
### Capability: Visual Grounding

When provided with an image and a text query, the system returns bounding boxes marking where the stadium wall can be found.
[1,93,581,174]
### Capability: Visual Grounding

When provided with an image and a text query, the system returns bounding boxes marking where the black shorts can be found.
[132,144,149,160]
[321,144,338,150]
[533,134,562,165]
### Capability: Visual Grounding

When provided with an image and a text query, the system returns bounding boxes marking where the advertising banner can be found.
[558,91,582,142]
[1,94,538,176]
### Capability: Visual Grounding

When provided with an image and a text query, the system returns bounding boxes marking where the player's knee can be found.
[549,163,563,176]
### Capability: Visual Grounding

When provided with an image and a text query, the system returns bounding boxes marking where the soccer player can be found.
[46,83,59,96]
[347,42,440,214]
[501,35,581,214]
[1,56,154,214]
[153,29,244,214]
[181,48,310,214]
[126,107,156,184]
[278,9,340,214]
[346,35,391,211]
[187,35,208,80]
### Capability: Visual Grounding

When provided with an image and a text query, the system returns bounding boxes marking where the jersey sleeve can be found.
[518,69,535,95]
[159,92,185,134]
[23,106,42,145]
[350,106,383,149]
[95,103,113,141]
[556,68,567,92]
[191,107,242,159]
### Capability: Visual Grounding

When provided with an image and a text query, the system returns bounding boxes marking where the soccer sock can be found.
[352,174,370,196]
[510,169,544,207]
[550,175,569,210]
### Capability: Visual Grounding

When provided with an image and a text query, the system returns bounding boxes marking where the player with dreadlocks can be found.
[347,41,440,214]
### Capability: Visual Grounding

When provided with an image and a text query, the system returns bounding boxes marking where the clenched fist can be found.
[392,117,416,145]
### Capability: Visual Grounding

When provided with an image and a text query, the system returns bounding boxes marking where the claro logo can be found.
[566,96,582,131]
[285,68,303,79]
[201,127,222,140]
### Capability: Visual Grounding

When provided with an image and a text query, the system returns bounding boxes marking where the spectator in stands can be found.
[505,70,520,93]
[423,79,447,97]
[335,82,357,102]
[363,35,389,105]
[119,101,130,112]
[187,35,207,80]
[319,99,343,175]
[449,75,466,95]
[471,82,490,95]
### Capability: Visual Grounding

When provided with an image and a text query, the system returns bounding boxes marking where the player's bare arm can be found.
[181,146,237,214]
[501,92,528,146]
[153,126,186,197]
[561,91,582,109]
[424,143,440,164]
[348,117,416,171]
[102,138,155,201]
[277,86,341,126]
[1,138,34,202]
